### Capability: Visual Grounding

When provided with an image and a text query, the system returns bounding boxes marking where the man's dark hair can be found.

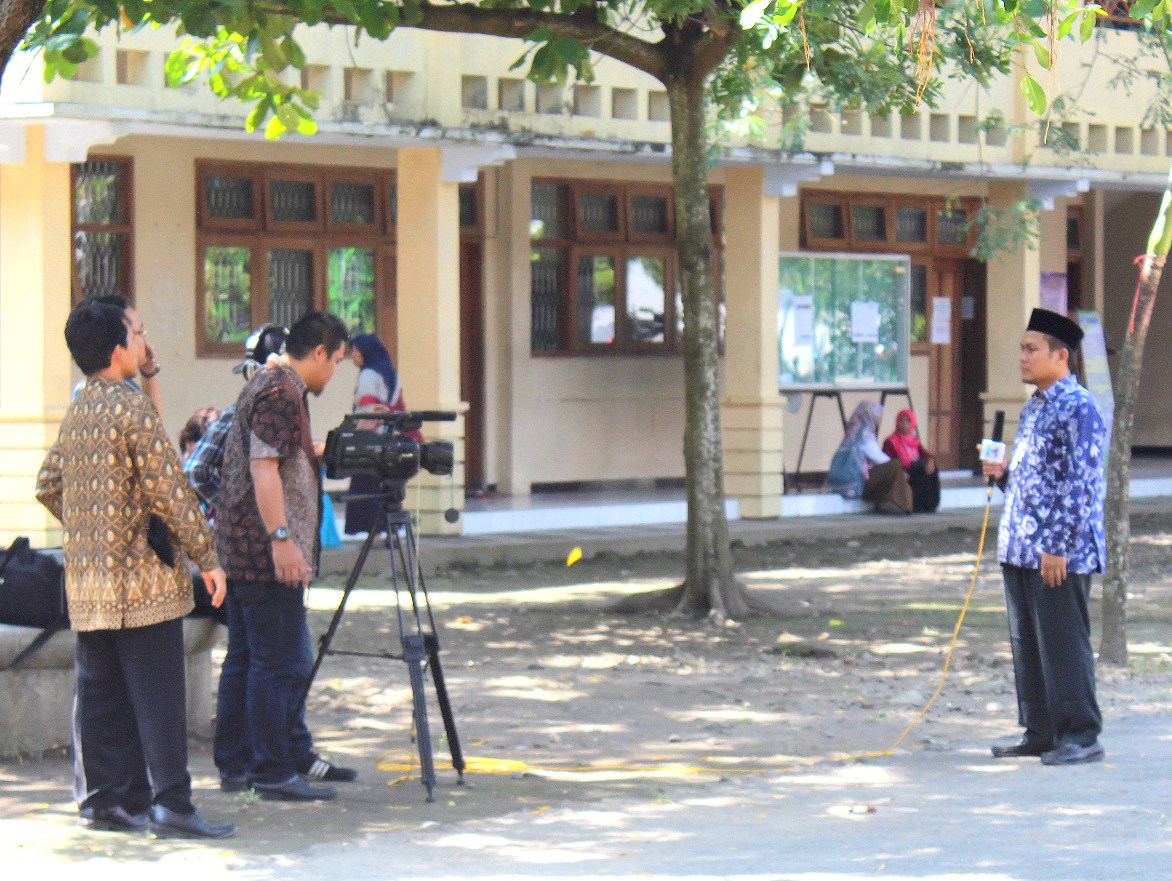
[285,311,349,360]
[65,300,129,375]
[1042,333,1078,357]
[90,294,131,312]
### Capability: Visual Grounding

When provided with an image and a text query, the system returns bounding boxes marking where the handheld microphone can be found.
[981,410,1006,487]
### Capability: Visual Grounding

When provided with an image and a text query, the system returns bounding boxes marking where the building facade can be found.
[0,22,1168,543]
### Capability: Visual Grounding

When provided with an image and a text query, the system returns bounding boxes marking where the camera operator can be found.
[214,311,355,802]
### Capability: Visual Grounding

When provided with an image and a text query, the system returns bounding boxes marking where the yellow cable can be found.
[375,487,998,783]
[845,483,995,761]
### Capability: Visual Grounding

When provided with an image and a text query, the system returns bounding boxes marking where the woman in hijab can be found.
[882,408,940,513]
[827,400,913,514]
[344,334,420,535]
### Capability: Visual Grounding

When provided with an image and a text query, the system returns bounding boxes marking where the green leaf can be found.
[281,36,306,69]
[264,112,287,139]
[1032,41,1051,70]
[1129,0,1160,19]
[245,97,271,132]
[1080,8,1098,42]
[740,0,772,29]
[294,113,318,136]
[277,103,301,131]
[1021,72,1047,115]
[857,1,876,31]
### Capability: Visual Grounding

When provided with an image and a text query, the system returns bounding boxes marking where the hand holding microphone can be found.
[980,410,1006,485]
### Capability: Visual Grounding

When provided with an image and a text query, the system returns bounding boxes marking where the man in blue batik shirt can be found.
[983,308,1107,767]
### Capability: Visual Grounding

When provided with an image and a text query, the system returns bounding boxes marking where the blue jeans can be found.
[213,580,315,785]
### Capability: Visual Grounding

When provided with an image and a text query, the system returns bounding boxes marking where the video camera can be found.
[323,410,456,483]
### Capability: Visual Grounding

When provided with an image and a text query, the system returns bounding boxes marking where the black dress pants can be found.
[1002,565,1102,748]
[73,617,194,814]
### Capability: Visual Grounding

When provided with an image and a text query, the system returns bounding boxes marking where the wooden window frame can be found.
[264,166,325,233]
[626,185,675,245]
[572,245,624,350]
[802,197,850,248]
[71,155,135,305]
[849,198,891,245]
[572,182,626,243]
[197,160,399,356]
[530,178,721,356]
[891,199,934,253]
[197,235,260,358]
[325,169,385,235]
[933,199,979,255]
[621,246,676,351]
[197,162,261,233]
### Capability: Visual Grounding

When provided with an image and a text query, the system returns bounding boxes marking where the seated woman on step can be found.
[882,408,941,514]
[827,401,913,514]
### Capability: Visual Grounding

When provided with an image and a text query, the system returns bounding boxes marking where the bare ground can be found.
[5,509,1172,863]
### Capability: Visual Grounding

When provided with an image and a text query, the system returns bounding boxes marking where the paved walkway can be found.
[208,714,1172,879]
[7,497,1171,879]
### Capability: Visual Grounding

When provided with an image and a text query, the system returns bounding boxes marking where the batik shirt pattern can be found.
[998,373,1107,574]
[36,377,218,630]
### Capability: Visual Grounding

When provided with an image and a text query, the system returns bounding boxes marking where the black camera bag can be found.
[0,537,69,671]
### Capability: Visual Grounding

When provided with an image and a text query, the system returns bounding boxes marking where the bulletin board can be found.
[777,251,911,391]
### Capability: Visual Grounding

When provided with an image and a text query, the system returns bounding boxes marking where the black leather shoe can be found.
[1041,741,1105,766]
[78,805,149,832]
[149,805,236,839]
[991,738,1052,759]
[253,775,337,802]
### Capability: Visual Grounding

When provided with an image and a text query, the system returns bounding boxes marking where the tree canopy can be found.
[7,0,1169,620]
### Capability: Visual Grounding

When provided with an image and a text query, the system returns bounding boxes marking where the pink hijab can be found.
[886,408,923,469]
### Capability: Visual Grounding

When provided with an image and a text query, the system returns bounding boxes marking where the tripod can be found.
[301,478,465,802]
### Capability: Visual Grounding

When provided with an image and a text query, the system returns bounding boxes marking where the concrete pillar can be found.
[981,180,1038,437]
[395,147,466,534]
[721,167,783,518]
[0,126,73,547]
[494,159,533,496]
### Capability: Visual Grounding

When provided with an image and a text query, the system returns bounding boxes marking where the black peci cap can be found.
[1027,308,1084,350]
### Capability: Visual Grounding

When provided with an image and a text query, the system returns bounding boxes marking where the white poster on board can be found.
[931,296,952,344]
[850,300,880,343]
[793,295,815,346]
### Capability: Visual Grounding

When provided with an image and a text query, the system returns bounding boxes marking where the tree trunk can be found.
[0,0,42,75]
[1100,258,1164,664]
[1101,168,1172,664]
[664,70,762,622]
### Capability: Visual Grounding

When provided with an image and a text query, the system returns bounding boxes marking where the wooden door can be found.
[927,258,964,469]
[957,261,987,472]
[459,240,486,493]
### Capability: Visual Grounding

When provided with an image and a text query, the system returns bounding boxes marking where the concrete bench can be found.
[0,617,221,758]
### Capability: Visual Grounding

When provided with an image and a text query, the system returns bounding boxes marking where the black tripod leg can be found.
[424,633,466,784]
[293,526,380,720]
[403,633,437,802]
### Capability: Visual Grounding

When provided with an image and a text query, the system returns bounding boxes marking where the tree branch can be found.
[406,2,668,80]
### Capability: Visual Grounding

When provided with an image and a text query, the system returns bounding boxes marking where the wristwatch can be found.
[269,525,291,542]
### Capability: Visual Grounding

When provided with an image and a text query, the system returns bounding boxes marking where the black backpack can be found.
[0,537,69,670]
